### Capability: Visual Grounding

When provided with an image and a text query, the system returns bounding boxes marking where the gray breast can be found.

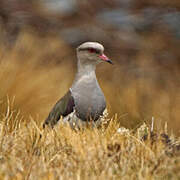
[71,79,106,121]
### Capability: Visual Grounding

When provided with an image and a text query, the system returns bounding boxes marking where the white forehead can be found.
[77,42,104,52]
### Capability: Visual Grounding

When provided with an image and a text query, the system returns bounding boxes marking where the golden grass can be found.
[0,101,179,179]
[0,31,74,122]
[0,31,179,179]
[0,31,180,133]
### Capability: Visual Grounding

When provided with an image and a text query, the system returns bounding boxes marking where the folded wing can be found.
[43,90,75,128]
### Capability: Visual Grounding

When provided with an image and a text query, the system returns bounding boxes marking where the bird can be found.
[43,42,112,129]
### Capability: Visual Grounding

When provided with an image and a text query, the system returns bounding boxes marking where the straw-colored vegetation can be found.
[0,32,179,179]
[0,101,179,179]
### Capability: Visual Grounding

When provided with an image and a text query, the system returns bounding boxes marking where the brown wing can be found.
[43,90,75,128]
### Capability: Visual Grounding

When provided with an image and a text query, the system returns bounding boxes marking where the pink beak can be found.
[99,54,113,64]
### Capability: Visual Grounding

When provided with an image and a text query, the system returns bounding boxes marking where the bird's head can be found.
[76,42,112,65]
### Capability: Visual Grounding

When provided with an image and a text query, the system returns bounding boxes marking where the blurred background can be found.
[0,0,179,134]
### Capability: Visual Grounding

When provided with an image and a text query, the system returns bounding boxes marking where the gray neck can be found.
[73,59,97,85]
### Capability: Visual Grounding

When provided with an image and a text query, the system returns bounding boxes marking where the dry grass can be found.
[0,31,74,122]
[0,31,180,179]
[0,101,179,179]
[0,31,180,133]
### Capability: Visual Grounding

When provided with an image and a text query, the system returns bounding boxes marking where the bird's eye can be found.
[88,48,99,54]
[88,48,95,53]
